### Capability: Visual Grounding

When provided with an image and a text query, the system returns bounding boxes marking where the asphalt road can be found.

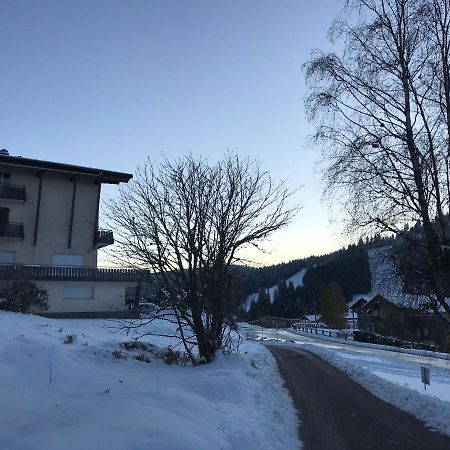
[269,346,450,450]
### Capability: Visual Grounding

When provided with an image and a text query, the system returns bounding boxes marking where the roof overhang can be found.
[0,155,132,184]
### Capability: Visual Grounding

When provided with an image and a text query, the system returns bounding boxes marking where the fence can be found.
[293,326,353,340]
[0,264,153,282]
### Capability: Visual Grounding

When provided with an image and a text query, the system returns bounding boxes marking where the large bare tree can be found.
[305,0,450,321]
[107,153,297,364]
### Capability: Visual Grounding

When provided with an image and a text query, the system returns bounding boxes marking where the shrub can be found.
[444,332,450,354]
[161,347,190,366]
[354,330,444,353]
[121,341,152,351]
[134,353,152,363]
[64,335,76,344]
[0,279,48,313]
[112,349,127,360]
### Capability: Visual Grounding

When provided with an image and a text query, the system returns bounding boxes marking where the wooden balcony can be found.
[0,222,24,239]
[95,229,114,248]
[0,183,26,201]
[0,264,153,282]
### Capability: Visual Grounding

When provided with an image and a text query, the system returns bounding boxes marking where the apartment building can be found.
[0,149,151,316]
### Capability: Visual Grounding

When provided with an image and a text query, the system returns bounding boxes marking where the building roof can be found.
[362,294,403,313]
[0,154,132,184]
[348,297,368,311]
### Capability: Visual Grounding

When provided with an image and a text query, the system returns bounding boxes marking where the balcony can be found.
[95,229,114,248]
[0,222,24,239]
[0,183,26,201]
[0,264,153,282]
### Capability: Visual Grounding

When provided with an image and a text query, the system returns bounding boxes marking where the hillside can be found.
[355,247,431,309]
[241,244,372,320]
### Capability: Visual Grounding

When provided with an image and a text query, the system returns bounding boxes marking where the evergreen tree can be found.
[319,282,347,329]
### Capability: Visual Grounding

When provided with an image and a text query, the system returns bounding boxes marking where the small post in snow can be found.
[421,366,430,390]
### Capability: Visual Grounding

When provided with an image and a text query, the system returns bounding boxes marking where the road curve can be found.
[269,346,450,450]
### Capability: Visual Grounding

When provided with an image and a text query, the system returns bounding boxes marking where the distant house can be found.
[358,294,449,347]
[0,150,151,316]
[293,314,323,329]
[347,297,368,329]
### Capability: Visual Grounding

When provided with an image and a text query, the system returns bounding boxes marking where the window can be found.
[125,286,138,305]
[0,172,11,184]
[0,207,9,223]
[53,254,83,266]
[63,286,94,300]
[0,250,15,264]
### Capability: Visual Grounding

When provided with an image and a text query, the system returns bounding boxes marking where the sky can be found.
[0,0,347,265]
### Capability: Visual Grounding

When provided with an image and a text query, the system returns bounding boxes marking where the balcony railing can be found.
[0,183,26,201]
[0,264,153,282]
[0,222,24,239]
[95,229,114,248]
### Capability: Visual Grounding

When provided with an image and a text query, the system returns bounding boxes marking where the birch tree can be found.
[305,0,450,321]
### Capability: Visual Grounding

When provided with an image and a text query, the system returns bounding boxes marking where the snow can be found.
[243,268,307,312]
[0,311,300,450]
[351,247,431,308]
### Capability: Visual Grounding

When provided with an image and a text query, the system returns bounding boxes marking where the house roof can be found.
[349,298,368,311]
[362,294,403,313]
[0,154,132,184]
[298,314,312,321]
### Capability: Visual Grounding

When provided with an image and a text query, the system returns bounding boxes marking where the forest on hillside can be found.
[239,238,391,321]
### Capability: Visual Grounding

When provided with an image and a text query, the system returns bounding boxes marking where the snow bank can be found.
[0,312,300,450]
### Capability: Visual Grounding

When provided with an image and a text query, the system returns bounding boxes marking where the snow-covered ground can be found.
[0,312,300,450]
[243,268,307,312]
[258,327,450,437]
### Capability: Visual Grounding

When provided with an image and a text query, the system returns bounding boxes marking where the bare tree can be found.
[107,153,298,364]
[305,0,450,322]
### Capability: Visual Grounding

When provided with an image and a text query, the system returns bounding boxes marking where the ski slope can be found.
[243,268,307,312]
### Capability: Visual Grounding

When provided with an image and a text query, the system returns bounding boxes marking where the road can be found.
[269,346,450,450]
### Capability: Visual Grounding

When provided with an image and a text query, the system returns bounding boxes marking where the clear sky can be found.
[0,0,346,265]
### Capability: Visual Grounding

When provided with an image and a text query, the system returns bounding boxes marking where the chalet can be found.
[347,297,368,329]
[0,150,151,316]
[293,314,322,329]
[358,294,449,347]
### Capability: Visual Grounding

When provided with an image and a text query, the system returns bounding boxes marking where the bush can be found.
[354,330,444,353]
[64,335,76,344]
[0,279,48,313]
[134,353,152,363]
[444,332,450,354]
[112,349,127,360]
